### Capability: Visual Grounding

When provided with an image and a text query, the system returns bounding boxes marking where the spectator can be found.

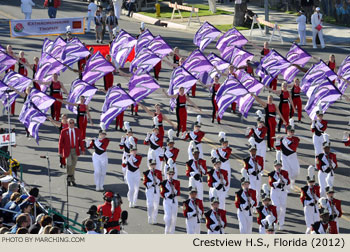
[38,215,53,234]
[126,0,136,17]
[98,6,107,41]
[28,213,45,234]
[13,198,34,223]
[3,192,21,221]
[44,0,61,19]
[113,0,122,19]
[94,10,103,43]
[21,0,35,20]
[85,219,99,234]
[82,205,101,233]
[3,196,24,223]
[339,2,350,23]
[1,182,19,207]
[0,227,10,234]
[296,10,307,45]
[301,0,314,23]
[10,213,31,234]
[49,226,61,234]
[87,0,98,32]
[16,227,29,234]
[106,10,118,41]
[311,7,326,49]
[43,225,53,234]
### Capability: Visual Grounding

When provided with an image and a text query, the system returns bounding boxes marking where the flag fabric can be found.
[42,38,54,54]
[215,75,249,118]
[0,44,5,52]
[66,79,98,114]
[221,46,254,68]
[300,60,338,96]
[110,29,137,68]
[337,55,350,94]
[100,86,134,129]
[35,52,65,87]
[135,29,154,54]
[0,51,17,74]
[207,53,230,74]
[148,35,173,58]
[281,43,312,83]
[129,48,161,75]
[82,51,115,85]
[61,38,90,67]
[25,88,56,113]
[49,36,67,60]
[304,79,341,119]
[255,49,290,86]
[193,21,221,51]
[235,70,264,118]
[1,71,32,108]
[182,49,214,84]
[216,27,248,54]
[128,74,160,103]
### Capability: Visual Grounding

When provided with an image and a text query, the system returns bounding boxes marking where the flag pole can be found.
[6,91,13,176]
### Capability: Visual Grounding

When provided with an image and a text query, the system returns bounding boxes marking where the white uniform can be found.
[317,153,337,197]
[183,198,203,234]
[208,169,228,210]
[186,130,204,160]
[119,136,137,179]
[162,146,179,179]
[145,133,163,171]
[312,120,327,157]
[215,147,232,194]
[186,159,207,201]
[205,209,226,234]
[296,14,307,45]
[143,169,162,224]
[125,154,142,206]
[89,138,109,191]
[311,12,325,48]
[235,189,257,234]
[301,185,320,233]
[243,155,264,202]
[160,179,180,234]
[87,2,98,32]
[277,136,300,185]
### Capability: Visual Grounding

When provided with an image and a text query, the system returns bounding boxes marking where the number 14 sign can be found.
[0,133,16,147]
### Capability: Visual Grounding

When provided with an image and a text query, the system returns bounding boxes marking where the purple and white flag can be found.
[60,38,90,67]
[221,46,254,68]
[26,88,55,113]
[49,36,67,60]
[207,53,230,74]
[193,21,221,51]
[255,50,290,86]
[337,55,350,94]
[281,43,312,83]
[35,52,65,87]
[148,35,173,58]
[128,74,160,103]
[182,49,214,84]
[66,79,98,114]
[215,75,249,118]
[304,79,341,119]
[100,86,134,129]
[0,51,17,74]
[129,48,161,75]
[216,28,248,54]
[135,29,154,54]
[1,71,32,108]
[110,29,137,68]
[82,51,115,85]
[42,38,54,54]
[301,60,338,96]
[0,44,5,52]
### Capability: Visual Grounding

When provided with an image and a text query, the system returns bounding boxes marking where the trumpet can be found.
[214,211,223,234]
[219,169,226,192]
[252,158,259,180]
[193,199,201,224]
[276,170,285,191]
[169,179,176,203]
[310,186,318,213]
[245,189,252,216]
[329,198,337,221]
[152,169,157,194]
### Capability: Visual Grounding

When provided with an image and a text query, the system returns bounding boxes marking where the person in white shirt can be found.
[296,10,307,46]
[311,7,325,49]
[21,0,35,20]
[113,0,123,19]
[87,0,97,32]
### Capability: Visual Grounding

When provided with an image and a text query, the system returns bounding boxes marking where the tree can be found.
[233,0,247,27]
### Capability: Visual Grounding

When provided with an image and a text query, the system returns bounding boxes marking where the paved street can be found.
[0,0,350,234]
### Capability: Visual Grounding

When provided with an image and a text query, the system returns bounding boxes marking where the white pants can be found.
[298,29,306,45]
[189,177,203,201]
[24,12,31,20]
[121,152,129,178]
[148,147,163,171]
[313,134,324,156]
[221,160,231,194]
[188,143,203,160]
[163,163,178,180]
[163,198,178,234]
[281,152,300,182]
[256,140,267,160]
[209,188,226,210]
[113,3,122,19]
[126,170,140,205]
[259,225,267,234]
[208,228,224,234]
[92,152,108,190]
[318,171,334,198]
[87,16,94,31]
[186,217,200,234]
[304,205,320,233]
[248,173,262,202]
[312,28,325,48]
[145,187,160,223]
[271,188,288,228]
[237,209,253,234]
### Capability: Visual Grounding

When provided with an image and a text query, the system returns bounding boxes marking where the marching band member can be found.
[208,152,228,210]
[311,208,337,234]
[251,93,286,151]
[17,51,28,77]
[86,130,110,192]
[300,166,320,234]
[312,105,328,157]
[290,78,302,122]
[243,141,264,202]
[205,197,227,234]
[213,132,232,194]
[257,184,278,234]
[316,134,337,197]
[265,215,277,234]
[268,151,290,230]
[342,130,350,146]
[144,118,163,171]
[235,169,257,234]
[211,75,221,124]
[162,129,179,178]
[183,185,204,234]
[186,142,207,200]
[119,122,137,180]
[246,110,267,160]
[32,57,40,90]
[275,119,300,190]
[103,54,114,91]
[124,138,142,208]
[160,166,181,234]
[143,155,162,225]
[184,115,205,159]
[325,186,342,233]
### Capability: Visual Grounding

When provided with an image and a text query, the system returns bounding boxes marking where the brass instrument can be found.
[329,198,337,221]
[309,186,318,213]
[152,169,157,194]
[252,157,259,181]
[218,169,226,192]
[169,179,176,203]
[192,199,200,224]
[214,211,223,234]
[276,170,285,191]
[245,189,252,216]
[326,154,334,177]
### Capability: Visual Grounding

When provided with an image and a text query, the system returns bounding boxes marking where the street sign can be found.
[0,133,16,147]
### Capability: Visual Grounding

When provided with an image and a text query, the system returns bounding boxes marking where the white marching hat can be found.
[261,183,271,201]
[287,118,295,131]
[274,151,282,166]
[248,137,257,151]
[307,165,316,182]
[129,136,137,150]
[190,140,200,154]
[167,129,175,144]
[316,103,324,115]
[256,110,265,122]
[211,149,221,164]
[240,168,250,184]
[322,133,331,148]
[124,121,132,133]
[218,131,228,143]
[194,115,201,127]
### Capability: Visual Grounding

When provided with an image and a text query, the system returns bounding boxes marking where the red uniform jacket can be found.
[316,152,337,173]
[183,198,204,218]
[235,189,257,210]
[88,138,109,155]
[207,169,228,190]
[44,0,61,8]
[328,198,342,219]
[256,204,278,225]
[300,185,320,207]
[311,221,338,234]
[205,209,227,232]
[119,136,138,153]
[160,179,180,199]
[311,120,328,136]
[58,128,85,158]
[247,126,267,143]
[268,170,290,190]
[276,136,300,156]
[97,202,121,232]
[243,155,264,176]
[143,169,162,189]
[123,154,142,172]
[144,133,162,150]
[186,159,207,178]
[343,134,350,146]
[185,130,205,144]
[216,147,232,163]
[163,147,179,163]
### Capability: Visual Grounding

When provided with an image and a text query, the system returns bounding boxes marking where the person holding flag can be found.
[209,75,221,124]
[290,78,303,123]
[103,54,114,91]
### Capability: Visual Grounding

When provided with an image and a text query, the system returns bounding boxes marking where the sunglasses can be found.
[69,122,74,124]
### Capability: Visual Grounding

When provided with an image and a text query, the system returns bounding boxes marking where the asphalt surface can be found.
[0,0,350,234]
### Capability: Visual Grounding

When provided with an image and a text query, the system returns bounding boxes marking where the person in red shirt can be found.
[32,57,40,90]
[290,78,303,122]
[342,130,350,146]
[210,75,221,124]
[103,54,114,91]
[327,54,336,71]
[44,0,61,19]
[17,51,28,77]
[260,41,270,57]
[97,191,122,233]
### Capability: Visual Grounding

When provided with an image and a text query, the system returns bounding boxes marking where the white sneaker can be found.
[148,217,152,224]
[129,202,132,208]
